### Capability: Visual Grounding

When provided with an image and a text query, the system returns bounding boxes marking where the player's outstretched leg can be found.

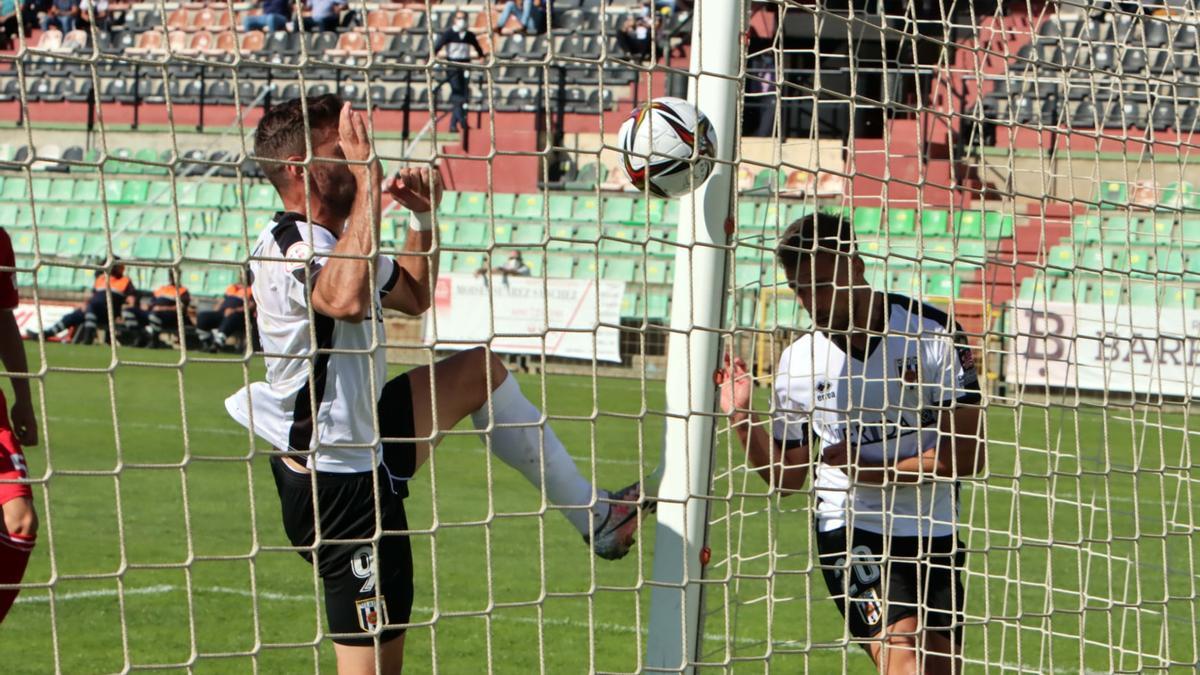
[401,347,653,560]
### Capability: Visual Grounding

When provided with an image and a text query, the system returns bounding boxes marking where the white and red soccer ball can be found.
[618,97,717,199]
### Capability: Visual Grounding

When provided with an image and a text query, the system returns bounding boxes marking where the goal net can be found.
[1,0,1198,671]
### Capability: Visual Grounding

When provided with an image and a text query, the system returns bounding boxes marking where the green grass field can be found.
[0,343,1198,673]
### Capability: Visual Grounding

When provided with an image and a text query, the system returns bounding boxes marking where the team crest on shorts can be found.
[356,597,389,633]
[859,588,883,627]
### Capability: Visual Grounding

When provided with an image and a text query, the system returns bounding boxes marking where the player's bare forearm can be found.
[856,407,985,484]
[396,225,436,314]
[312,169,381,322]
[0,310,31,404]
[733,413,809,493]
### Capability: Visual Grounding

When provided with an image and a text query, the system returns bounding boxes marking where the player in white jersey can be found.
[719,212,984,673]
[226,94,650,674]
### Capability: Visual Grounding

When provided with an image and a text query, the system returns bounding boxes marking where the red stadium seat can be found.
[167,8,192,30]
[389,9,415,32]
[239,30,265,53]
[126,30,165,55]
[184,30,214,55]
[366,9,393,32]
[192,8,232,32]
[212,30,237,54]
[326,31,368,57]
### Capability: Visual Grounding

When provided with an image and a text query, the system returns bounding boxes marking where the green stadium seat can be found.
[121,180,150,205]
[184,239,213,260]
[663,200,680,225]
[1139,215,1174,244]
[1128,249,1156,278]
[213,240,245,262]
[572,196,601,222]
[920,210,950,237]
[492,222,515,245]
[203,268,237,296]
[888,240,920,266]
[453,252,482,274]
[58,232,86,257]
[1071,214,1101,243]
[572,225,600,247]
[10,231,34,255]
[455,192,487,218]
[0,178,25,202]
[135,148,167,175]
[30,178,51,201]
[43,265,77,290]
[1046,244,1075,273]
[983,213,1014,239]
[436,220,457,243]
[889,270,923,296]
[196,183,225,208]
[644,259,670,284]
[71,179,101,204]
[178,267,206,292]
[631,198,665,226]
[574,256,600,279]
[0,204,15,225]
[438,251,455,271]
[521,252,543,276]
[40,207,68,228]
[1162,286,1196,308]
[602,197,634,224]
[45,179,74,202]
[491,192,516,218]
[853,207,882,235]
[547,194,574,221]
[81,235,106,258]
[247,184,281,210]
[72,148,101,173]
[15,205,35,228]
[104,148,137,175]
[925,274,959,297]
[133,237,168,260]
[1092,278,1126,304]
[437,191,459,218]
[601,227,642,254]
[1129,282,1158,306]
[1180,219,1200,244]
[737,201,762,229]
[1097,181,1128,209]
[512,194,543,220]
[510,224,543,246]
[1078,247,1110,271]
[248,212,273,237]
[603,258,638,282]
[547,223,574,250]
[452,221,487,248]
[1017,274,1047,303]
[1161,181,1200,211]
[750,168,787,194]
[1050,277,1080,304]
[111,235,136,259]
[620,290,643,319]
[887,208,916,236]
[954,212,984,239]
[64,207,95,230]
[857,239,887,259]
[646,290,670,321]
[1158,248,1185,275]
[544,254,574,278]
[215,212,245,237]
[113,209,141,230]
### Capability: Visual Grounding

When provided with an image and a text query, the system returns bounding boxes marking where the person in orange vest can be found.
[197,276,255,353]
[141,270,194,349]
[25,258,137,345]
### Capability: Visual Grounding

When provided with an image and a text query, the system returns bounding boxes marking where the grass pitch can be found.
[1,343,1197,673]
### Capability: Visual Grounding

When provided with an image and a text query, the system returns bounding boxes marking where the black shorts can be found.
[271,374,419,646]
[815,525,966,643]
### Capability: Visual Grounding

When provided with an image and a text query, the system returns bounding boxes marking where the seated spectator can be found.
[242,0,291,33]
[477,250,532,283]
[1,0,18,50]
[39,0,79,33]
[616,1,658,61]
[140,271,193,349]
[20,0,47,35]
[25,262,137,345]
[78,0,113,33]
[197,279,254,353]
[493,0,547,35]
[302,0,343,32]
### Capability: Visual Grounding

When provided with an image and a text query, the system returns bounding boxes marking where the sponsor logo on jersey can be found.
[815,380,835,401]
[284,241,314,273]
[896,356,920,385]
[356,597,389,633]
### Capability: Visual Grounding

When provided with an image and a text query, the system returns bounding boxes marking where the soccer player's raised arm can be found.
[380,167,442,316]
[719,352,811,493]
[311,102,382,323]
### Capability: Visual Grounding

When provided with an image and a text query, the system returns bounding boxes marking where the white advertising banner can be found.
[13,302,74,334]
[424,274,626,363]
[1009,300,1200,397]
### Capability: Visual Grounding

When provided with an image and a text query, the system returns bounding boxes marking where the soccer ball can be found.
[618,97,717,198]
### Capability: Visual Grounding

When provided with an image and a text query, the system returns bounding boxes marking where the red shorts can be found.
[0,390,31,505]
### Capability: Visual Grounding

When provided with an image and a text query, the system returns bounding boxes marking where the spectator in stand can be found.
[616,1,658,61]
[197,278,254,353]
[302,0,343,32]
[242,0,291,33]
[434,10,486,134]
[477,250,531,280]
[0,0,18,50]
[20,0,47,36]
[39,0,79,33]
[78,0,112,33]
[493,0,547,35]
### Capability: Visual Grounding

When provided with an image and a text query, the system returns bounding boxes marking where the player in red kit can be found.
[0,227,38,623]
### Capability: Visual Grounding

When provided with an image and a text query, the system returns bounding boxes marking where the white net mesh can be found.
[1,0,1199,671]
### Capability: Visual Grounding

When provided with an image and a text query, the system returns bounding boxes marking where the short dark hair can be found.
[775,211,855,276]
[253,94,343,190]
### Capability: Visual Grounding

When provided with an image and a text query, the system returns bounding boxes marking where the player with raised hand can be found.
[718,212,984,674]
[226,94,651,674]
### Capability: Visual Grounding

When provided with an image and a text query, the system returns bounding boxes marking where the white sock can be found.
[471,374,610,536]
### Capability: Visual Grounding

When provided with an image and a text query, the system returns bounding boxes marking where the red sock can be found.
[0,531,35,624]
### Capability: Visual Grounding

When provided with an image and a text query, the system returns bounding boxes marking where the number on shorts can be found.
[9,451,26,475]
[832,544,882,597]
[350,545,377,594]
